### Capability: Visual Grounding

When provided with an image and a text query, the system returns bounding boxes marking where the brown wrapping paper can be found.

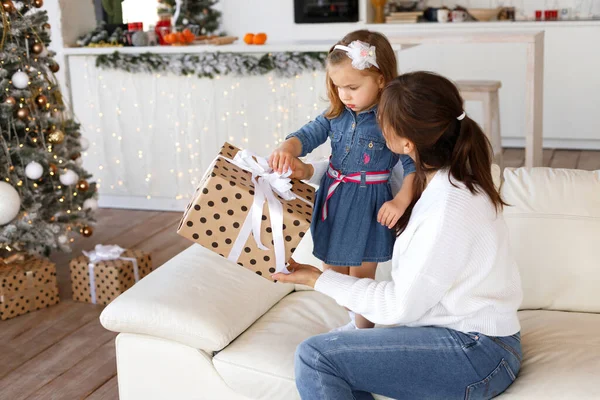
[70,249,153,306]
[177,143,315,281]
[0,257,60,321]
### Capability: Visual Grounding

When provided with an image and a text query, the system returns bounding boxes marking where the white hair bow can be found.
[334,40,379,70]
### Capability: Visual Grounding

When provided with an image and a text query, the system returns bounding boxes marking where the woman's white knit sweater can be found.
[314,170,523,336]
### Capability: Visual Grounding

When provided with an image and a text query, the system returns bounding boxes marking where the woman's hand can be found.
[288,157,314,181]
[271,259,322,288]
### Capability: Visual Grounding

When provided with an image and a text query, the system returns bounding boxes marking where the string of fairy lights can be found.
[77,58,328,206]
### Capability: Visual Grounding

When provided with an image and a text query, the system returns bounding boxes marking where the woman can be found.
[272,71,523,400]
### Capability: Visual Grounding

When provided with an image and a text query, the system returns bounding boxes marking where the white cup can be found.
[437,8,450,23]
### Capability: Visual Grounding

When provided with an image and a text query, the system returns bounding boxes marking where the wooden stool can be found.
[456,80,504,168]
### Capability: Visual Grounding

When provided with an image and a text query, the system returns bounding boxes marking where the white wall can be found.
[45,0,97,100]
[220,0,600,41]
[220,1,360,42]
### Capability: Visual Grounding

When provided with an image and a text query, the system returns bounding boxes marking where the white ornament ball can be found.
[12,71,29,89]
[79,137,90,151]
[58,234,68,244]
[83,198,98,211]
[59,169,79,185]
[25,161,44,180]
[0,181,21,225]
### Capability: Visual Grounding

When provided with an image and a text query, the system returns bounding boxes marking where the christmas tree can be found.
[158,0,221,34]
[0,0,97,259]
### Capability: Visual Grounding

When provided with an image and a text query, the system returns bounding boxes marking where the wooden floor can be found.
[1,148,599,400]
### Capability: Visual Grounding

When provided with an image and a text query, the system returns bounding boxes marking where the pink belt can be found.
[322,164,391,221]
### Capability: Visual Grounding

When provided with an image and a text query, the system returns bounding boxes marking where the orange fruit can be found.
[182,29,195,43]
[164,33,176,44]
[253,33,267,45]
[244,33,255,45]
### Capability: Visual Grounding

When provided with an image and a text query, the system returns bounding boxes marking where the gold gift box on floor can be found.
[178,143,315,281]
[70,247,153,306]
[0,256,59,321]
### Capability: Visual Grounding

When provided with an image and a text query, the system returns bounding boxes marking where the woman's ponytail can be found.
[451,117,506,210]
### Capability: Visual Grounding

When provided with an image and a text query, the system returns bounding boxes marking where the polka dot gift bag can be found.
[177,143,315,281]
[69,245,153,306]
[0,254,60,321]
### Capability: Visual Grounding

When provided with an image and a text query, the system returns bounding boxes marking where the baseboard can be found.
[98,195,188,212]
[502,137,600,150]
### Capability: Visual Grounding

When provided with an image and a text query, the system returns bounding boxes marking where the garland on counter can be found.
[95,51,328,78]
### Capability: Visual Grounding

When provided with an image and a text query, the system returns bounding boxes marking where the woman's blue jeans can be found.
[295,325,522,400]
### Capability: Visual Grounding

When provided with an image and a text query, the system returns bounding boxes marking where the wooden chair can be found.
[456,80,504,168]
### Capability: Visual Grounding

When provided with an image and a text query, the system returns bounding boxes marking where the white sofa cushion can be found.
[213,290,348,399]
[502,168,600,312]
[500,310,600,399]
[100,244,294,352]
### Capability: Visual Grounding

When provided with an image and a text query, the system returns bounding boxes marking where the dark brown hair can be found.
[378,71,507,235]
[325,30,397,119]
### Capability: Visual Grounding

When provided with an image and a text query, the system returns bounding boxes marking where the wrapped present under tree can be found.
[0,255,59,321]
[70,245,153,305]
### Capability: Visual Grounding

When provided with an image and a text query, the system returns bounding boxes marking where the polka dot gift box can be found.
[177,143,315,281]
[0,255,60,321]
[70,245,153,306]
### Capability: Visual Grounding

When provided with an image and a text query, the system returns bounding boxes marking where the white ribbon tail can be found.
[88,263,97,304]
[228,209,254,264]
[120,257,140,282]
[262,179,290,274]
[250,176,270,251]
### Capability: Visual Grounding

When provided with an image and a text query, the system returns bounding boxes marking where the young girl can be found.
[269,30,415,331]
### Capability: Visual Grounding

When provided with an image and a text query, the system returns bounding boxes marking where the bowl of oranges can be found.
[244,32,268,45]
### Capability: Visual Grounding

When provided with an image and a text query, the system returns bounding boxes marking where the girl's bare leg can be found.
[349,262,378,329]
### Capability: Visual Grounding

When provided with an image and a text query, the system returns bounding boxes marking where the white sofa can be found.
[100,167,600,400]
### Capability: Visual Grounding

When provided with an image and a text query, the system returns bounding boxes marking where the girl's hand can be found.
[377,197,408,229]
[269,143,296,174]
[271,259,322,288]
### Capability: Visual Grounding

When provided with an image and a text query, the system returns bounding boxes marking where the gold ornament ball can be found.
[77,180,89,191]
[70,152,80,161]
[2,0,15,13]
[49,63,60,73]
[80,225,93,237]
[32,43,44,55]
[4,96,17,107]
[35,94,47,108]
[47,130,65,144]
[33,0,43,8]
[16,107,30,120]
[48,163,58,175]
[43,23,51,30]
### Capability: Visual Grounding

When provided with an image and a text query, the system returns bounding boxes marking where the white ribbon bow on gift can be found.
[82,244,140,304]
[228,150,299,275]
[334,40,379,70]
